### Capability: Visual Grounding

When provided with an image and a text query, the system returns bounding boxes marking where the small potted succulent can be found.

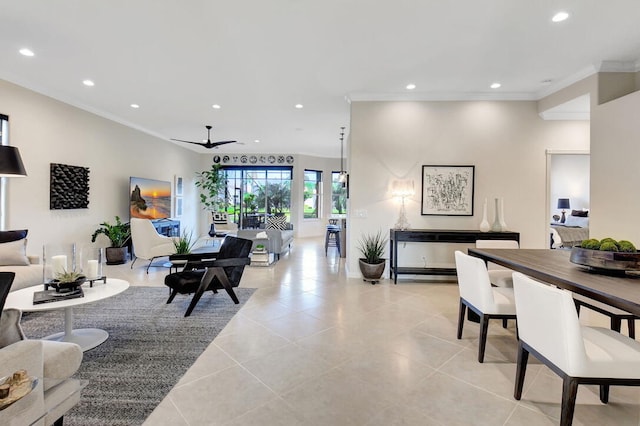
[357,230,388,284]
[50,269,86,292]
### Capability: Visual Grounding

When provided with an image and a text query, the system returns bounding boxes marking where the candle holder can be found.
[43,243,77,290]
[80,246,106,287]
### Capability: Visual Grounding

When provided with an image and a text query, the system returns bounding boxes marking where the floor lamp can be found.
[0,145,28,230]
[392,179,414,230]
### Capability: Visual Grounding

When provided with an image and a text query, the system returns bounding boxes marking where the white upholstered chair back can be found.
[454,251,496,312]
[512,272,586,375]
[130,218,176,260]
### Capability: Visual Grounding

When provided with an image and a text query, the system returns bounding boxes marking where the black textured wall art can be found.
[50,163,90,209]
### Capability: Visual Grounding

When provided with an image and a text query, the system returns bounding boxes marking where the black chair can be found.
[164,236,253,317]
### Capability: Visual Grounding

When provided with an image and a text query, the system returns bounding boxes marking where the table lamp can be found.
[557,198,570,223]
[392,179,414,230]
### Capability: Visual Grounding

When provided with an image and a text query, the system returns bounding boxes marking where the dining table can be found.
[468,248,640,317]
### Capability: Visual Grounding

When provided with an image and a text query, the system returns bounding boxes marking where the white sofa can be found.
[0,255,43,292]
[0,231,44,292]
[236,229,293,259]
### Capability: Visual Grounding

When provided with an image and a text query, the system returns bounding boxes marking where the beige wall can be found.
[347,100,589,277]
[1,79,203,252]
[590,89,640,243]
[1,79,340,255]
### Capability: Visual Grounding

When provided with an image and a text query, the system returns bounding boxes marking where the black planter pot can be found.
[106,247,129,265]
[358,259,386,284]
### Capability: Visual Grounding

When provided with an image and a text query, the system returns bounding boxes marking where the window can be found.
[222,167,292,229]
[303,169,322,219]
[331,172,347,214]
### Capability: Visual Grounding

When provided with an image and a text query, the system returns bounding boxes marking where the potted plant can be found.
[195,163,227,215]
[91,216,131,265]
[173,230,195,254]
[357,230,388,284]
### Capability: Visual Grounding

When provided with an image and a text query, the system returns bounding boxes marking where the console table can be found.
[389,229,520,284]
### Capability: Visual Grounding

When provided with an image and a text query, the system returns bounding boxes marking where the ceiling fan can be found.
[170,125,237,149]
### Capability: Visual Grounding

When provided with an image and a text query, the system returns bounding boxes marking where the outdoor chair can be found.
[164,236,253,317]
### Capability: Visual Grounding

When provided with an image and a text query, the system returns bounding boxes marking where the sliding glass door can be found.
[223,167,292,229]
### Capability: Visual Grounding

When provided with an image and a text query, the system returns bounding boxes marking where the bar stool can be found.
[325,224,341,256]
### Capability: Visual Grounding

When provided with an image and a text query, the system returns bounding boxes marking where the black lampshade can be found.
[557,198,570,209]
[0,146,27,177]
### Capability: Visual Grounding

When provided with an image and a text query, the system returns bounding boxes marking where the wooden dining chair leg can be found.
[611,317,622,333]
[599,384,610,404]
[514,342,529,400]
[457,299,466,339]
[628,319,636,339]
[560,377,579,426]
[502,318,508,328]
[478,314,490,363]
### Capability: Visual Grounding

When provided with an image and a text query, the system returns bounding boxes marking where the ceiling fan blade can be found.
[170,138,206,146]
[209,140,237,147]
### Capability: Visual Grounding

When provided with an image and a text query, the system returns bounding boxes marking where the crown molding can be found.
[1,73,168,142]
[535,64,599,99]
[596,60,640,72]
[346,91,536,102]
[539,111,590,121]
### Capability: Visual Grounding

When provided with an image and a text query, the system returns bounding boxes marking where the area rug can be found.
[19,286,256,426]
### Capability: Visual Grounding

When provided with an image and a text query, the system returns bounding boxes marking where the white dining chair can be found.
[512,272,640,426]
[475,239,520,287]
[454,251,518,363]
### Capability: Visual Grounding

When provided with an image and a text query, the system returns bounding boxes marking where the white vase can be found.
[499,197,508,231]
[479,198,490,232]
[491,198,503,232]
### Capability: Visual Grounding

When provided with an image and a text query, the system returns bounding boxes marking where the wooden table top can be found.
[468,248,640,316]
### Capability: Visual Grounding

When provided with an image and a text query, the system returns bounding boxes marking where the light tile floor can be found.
[105,237,640,425]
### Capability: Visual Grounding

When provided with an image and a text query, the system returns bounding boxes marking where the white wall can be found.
[347,100,589,277]
[549,154,590,219]
[0,80,203,253]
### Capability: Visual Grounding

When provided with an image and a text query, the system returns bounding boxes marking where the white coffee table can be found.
[5,278,130,351]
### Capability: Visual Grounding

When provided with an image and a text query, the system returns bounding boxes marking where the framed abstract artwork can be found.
[421,165,475,216]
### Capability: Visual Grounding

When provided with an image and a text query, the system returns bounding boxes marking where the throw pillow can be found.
[266,215,287,230]
[571,210,588,217]
[212,212,228,224]
[0,229,28,243]
[0,239,30,266]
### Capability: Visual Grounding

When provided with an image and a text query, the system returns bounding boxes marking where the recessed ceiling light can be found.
[406,83,416,90]
[254,139,260,143]
[490,82,501,89]
[295,104,303,109]
[82,79,95,87]
[19,48,34,57]
[212,104,221,109]
[552,11,569,22]
[130,104,140,109]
